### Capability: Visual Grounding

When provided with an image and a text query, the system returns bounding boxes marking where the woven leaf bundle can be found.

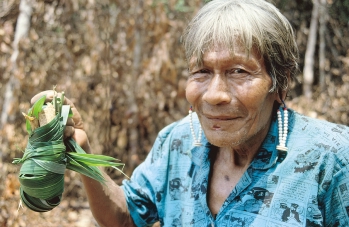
[13,92,124,212]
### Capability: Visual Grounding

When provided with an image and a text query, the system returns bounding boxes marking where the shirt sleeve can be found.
[322,165,349,227]
[121,122,177,226]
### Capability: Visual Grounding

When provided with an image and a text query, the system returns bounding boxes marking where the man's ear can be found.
[276,71,291,104]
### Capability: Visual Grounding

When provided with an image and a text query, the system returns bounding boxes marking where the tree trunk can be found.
[318,0,327,92]
[303,0,319,99]
[126,0,144,175]
[1,0,32,130]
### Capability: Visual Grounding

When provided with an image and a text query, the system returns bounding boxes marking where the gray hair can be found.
[182,0,299,92]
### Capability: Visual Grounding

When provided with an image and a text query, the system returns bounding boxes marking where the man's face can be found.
[186,45,279,149]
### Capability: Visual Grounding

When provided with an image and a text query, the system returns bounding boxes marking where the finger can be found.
[31,90,55,104]
[68,104,84,130]
[72,129,90,150]
[60,98,84,130]
[64,126,75,140]
[66,118,75,127]
[31,90,85,130]
[31,90,74,106]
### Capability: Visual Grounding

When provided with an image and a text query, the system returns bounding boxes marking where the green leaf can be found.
[66,155,105,183]
[30,95,47,118]
[68,152,123,167]
[26,119,32,134]
[68,108,73,118]
[13,92,126,212]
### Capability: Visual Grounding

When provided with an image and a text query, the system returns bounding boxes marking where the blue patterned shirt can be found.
[121,109,349,227]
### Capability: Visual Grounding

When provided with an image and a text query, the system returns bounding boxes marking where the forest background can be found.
[0,0,348,226]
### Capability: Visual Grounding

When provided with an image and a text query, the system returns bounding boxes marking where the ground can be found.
[0,164,98,227]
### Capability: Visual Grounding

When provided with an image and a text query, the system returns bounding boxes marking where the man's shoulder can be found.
[292,110,349,134]
[290,109,349,151]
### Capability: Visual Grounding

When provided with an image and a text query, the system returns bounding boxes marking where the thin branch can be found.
[303,0,319,99]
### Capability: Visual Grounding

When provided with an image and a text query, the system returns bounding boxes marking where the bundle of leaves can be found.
[13,92,124,212]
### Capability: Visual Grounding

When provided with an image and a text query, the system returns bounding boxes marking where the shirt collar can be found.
[249,109,295,169]
[190,137,210,167]
[250,114,279,170]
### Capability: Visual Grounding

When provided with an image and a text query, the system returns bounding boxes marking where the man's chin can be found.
[204,130,248,149]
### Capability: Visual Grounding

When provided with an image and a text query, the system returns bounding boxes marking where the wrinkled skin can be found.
[186,45,282,152]
[186,45,286,214]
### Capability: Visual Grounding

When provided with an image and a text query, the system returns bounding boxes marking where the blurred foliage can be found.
[0,0,347,177]
[0,0,348,225]
[329,0,349,26]
[0,0,348,176]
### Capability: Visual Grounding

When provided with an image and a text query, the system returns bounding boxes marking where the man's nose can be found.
[202,74,231,105]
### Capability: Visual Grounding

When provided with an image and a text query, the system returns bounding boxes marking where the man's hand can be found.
[32,90,135,227]
[31,90,90,151]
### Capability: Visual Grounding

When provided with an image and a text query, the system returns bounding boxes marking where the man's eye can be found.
[190,69,210,77]
[196,69,210,74]
[229,68,247,74]
[189,69,210,81]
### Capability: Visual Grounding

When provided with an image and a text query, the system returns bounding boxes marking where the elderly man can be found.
[32,0,349,226]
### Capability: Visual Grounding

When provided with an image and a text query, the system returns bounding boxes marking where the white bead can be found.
[189,108,202,147]
[277,107,288,152]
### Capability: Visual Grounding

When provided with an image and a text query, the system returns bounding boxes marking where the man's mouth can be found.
[203,113,240,121]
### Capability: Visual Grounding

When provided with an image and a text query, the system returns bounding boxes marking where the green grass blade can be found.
[13,92,126,212]
[66,155,105,183]
[30,95,46,118]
